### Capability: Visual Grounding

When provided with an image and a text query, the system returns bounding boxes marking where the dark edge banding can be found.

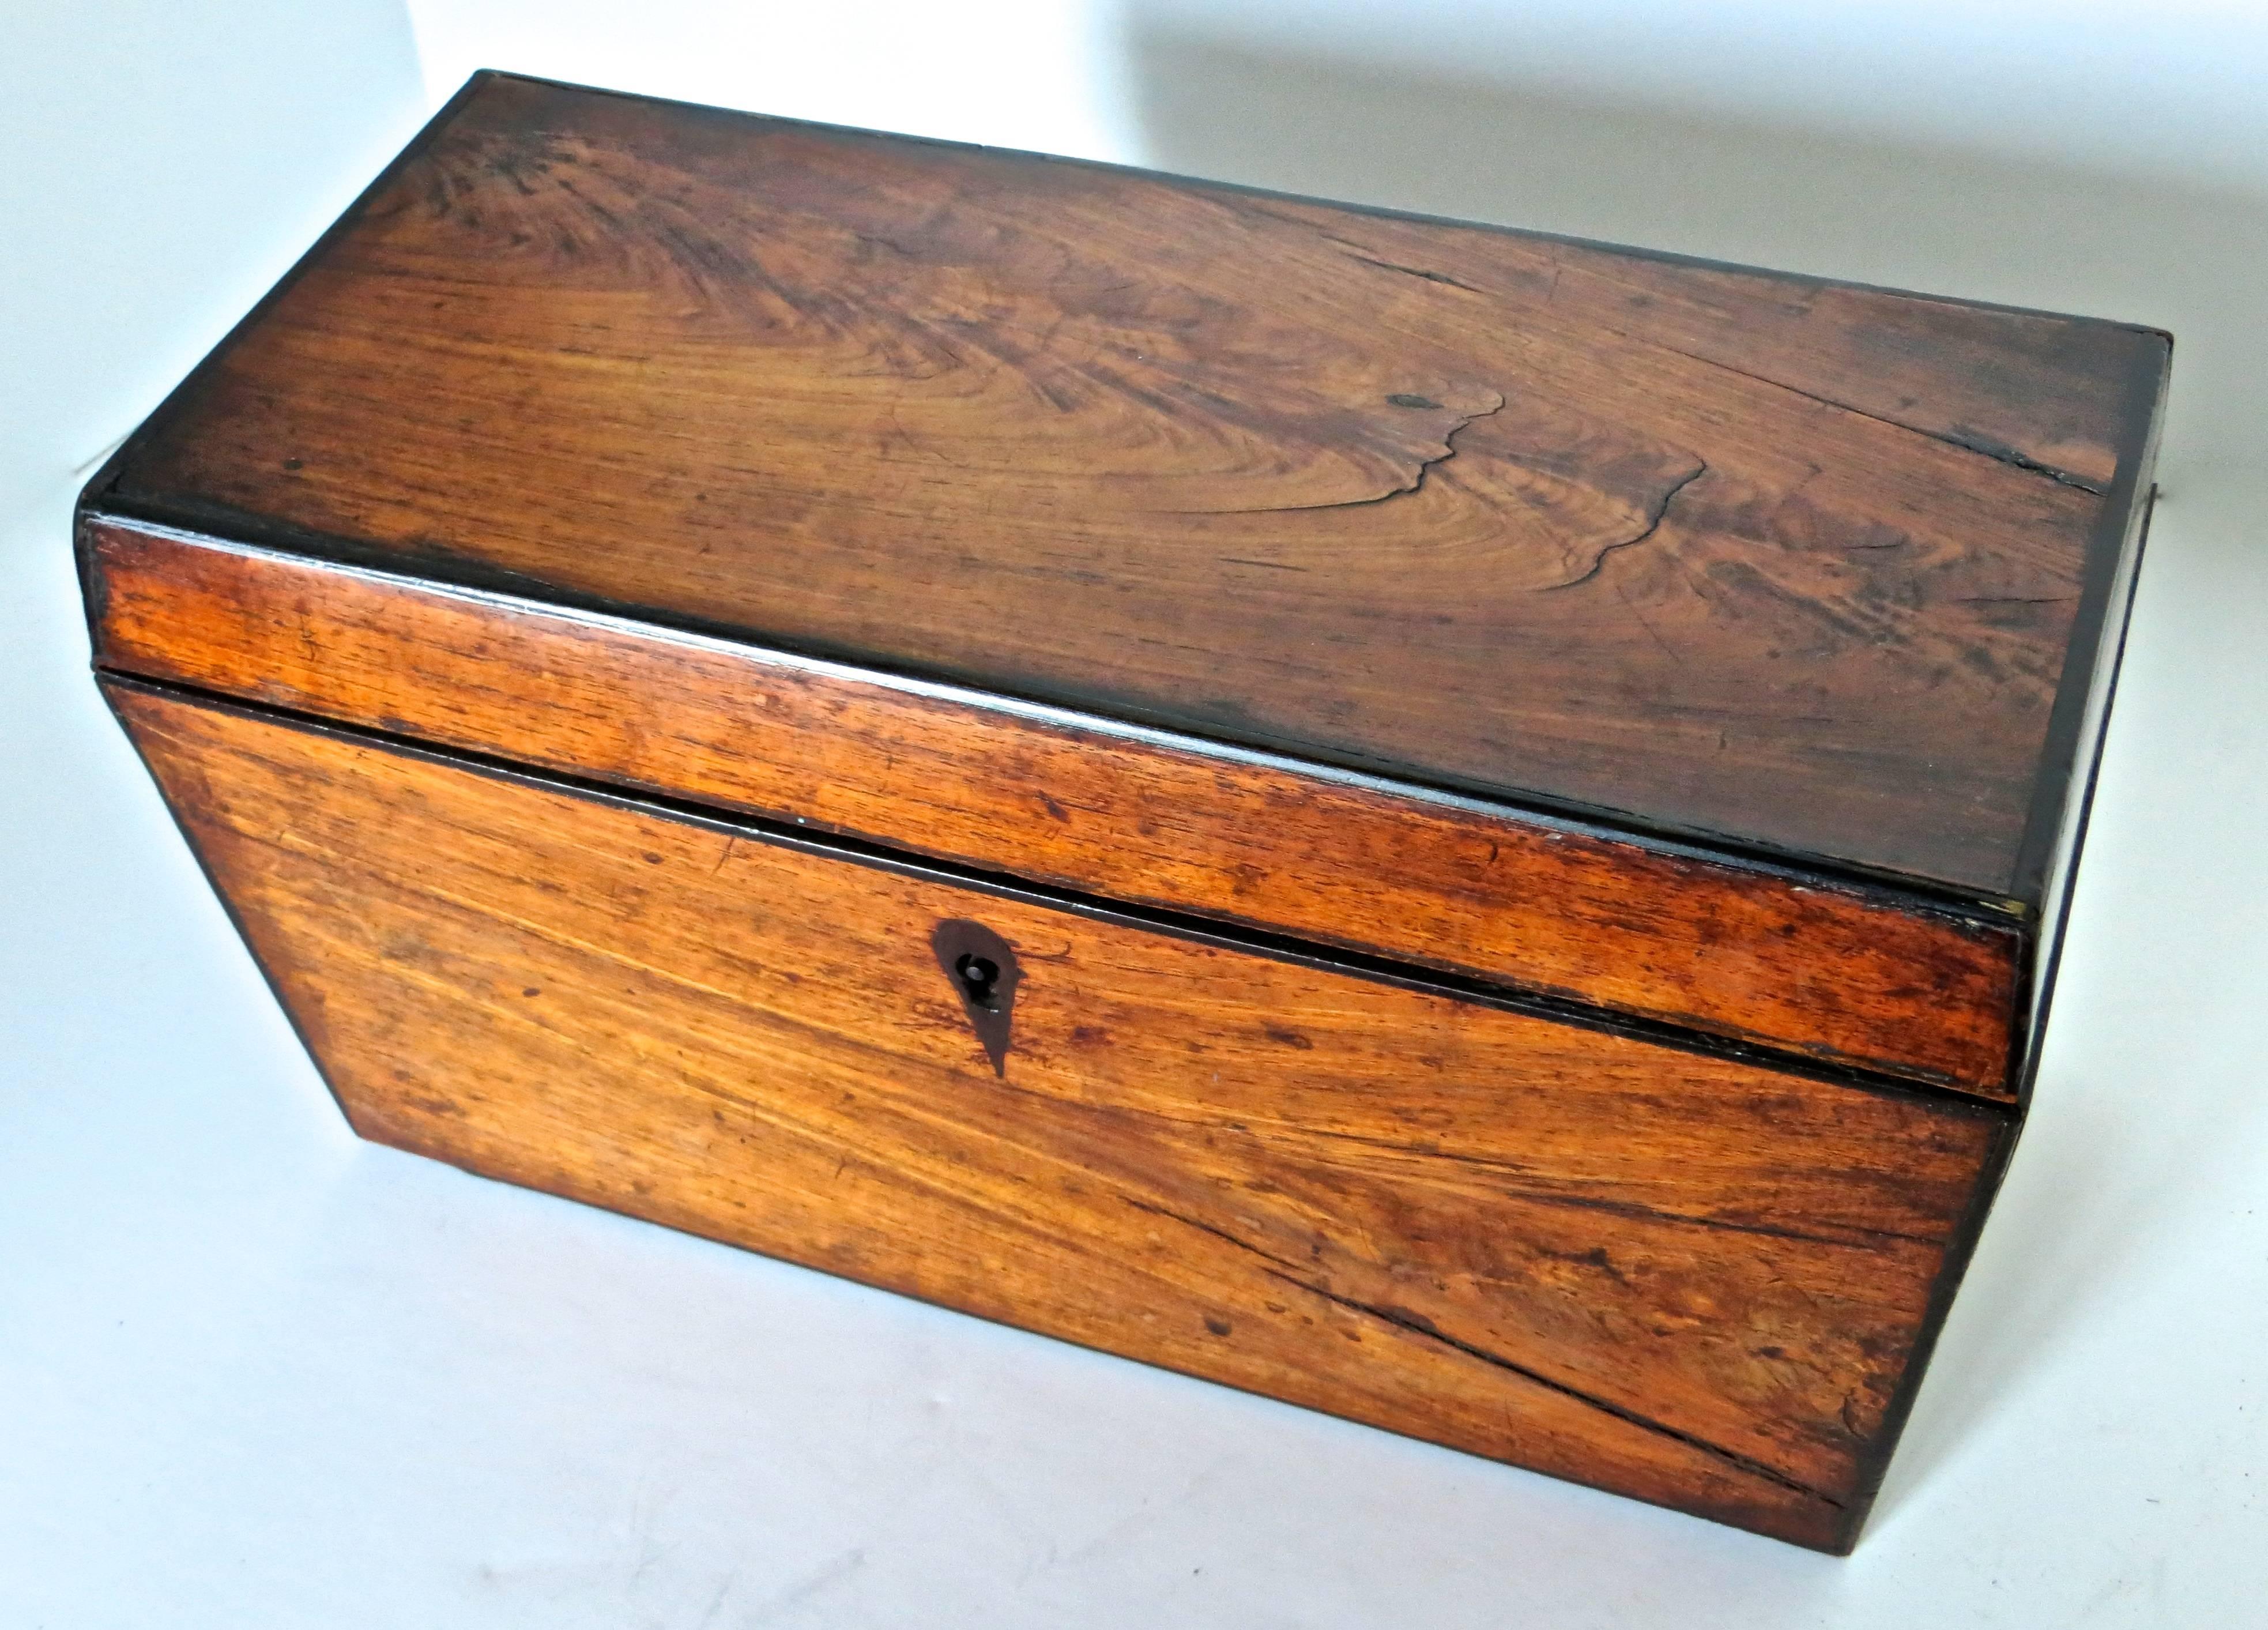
[95,668,2024,1121]
[2012,484,2160,1108]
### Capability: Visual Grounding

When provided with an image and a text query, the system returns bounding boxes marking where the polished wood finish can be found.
[85,517,2022,1095]
[108,678,2010,1552]
[79,74,2173,1549]
[97,71,2168,899]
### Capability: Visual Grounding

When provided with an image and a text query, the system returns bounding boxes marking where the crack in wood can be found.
[1077,1105,1935,1255]
[1545,460,1711,592]
[1341,252,1485,294]
[1162,392,1508,517]
[1121,1192,1844,1507]
[1259,1269,1845,1507]
[1653,342,2105,494]
[1120,1194,1315,1275]
[1269,1126,1939,1248]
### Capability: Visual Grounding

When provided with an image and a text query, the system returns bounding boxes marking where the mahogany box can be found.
[77,72,2169,1551]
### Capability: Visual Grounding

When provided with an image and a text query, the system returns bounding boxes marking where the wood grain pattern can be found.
[86,516,2022,1095]
[98,71,2169,898]
[108,677,2009,1551]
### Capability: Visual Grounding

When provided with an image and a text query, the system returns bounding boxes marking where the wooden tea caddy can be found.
[78,73,2169,1551]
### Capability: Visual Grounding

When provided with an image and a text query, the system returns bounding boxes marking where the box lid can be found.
[82,73,2167,1097]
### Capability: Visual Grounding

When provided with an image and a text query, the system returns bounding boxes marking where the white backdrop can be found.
[4,4,2263,1624]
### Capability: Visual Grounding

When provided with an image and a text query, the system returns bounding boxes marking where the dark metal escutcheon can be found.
[931,918,1020,1077]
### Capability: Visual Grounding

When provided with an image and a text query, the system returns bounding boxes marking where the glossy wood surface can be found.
[110,678,2010,1551]
[100,71,2169,899]
[86,517,2022,1095]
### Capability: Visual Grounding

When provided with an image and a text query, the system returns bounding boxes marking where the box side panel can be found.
[2011,342,2172,911]
[2011,343,2168,1095]
[106,676,2010,1550]
[86,516,2024,1097]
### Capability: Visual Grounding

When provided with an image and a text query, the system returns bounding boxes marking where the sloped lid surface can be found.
[101,73,2168,902]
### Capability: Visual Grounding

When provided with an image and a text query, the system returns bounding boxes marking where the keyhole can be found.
[932,919,1019,1078]
[954,953,1002,1010]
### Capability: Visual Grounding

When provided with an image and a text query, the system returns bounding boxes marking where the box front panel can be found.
[110,679,2008,1550]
